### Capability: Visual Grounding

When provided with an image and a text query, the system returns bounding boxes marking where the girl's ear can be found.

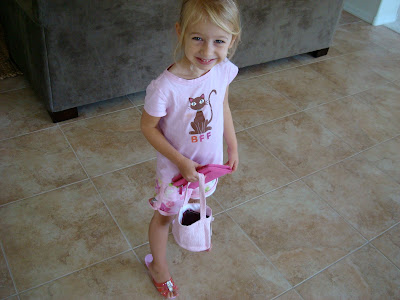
[175,22,182,38]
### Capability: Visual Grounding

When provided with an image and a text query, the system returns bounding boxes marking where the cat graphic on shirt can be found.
[188,89,216,135]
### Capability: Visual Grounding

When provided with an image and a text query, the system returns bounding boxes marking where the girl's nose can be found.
[201,42,213,56]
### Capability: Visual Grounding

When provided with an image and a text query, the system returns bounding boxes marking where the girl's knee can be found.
[152,211,175,226]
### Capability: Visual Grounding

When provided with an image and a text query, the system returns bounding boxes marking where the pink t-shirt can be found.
[144,58,238,182]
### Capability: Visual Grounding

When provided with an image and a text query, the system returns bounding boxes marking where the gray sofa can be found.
[0,0,344,122]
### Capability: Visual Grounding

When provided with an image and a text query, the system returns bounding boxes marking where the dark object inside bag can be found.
[182,209,210,226]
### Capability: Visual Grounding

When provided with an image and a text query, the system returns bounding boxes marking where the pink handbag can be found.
[172,173,214,252]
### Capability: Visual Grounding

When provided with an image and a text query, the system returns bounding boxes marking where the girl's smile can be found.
[196,57,216,65]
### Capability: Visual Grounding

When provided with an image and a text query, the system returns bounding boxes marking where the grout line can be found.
[90,157,157,179]
[300,178,369,242]
[0,155,156,210]
[221,130,400,288]
[369,221,400,244]
[365,156,400,187]
[4,124,156,294]
[233,47,395,135]
[299,134,400,182]
[234,50,358,84]
[234,127,246,134]
[219,146,400,296]
[134,105,143,115]
[221,183,398,299]
[126,94,135,106]
[224,211,295,293]
[132,241,150,251]
[0,178,90,209]
[126,93,145,108]
[212,209,228,217]
[270,288,295,300]
[0,241,20,299]
[230,96,308,132]
[294,288,306,300]
[233,126,399,260]
[0,85,28,94]
[223,179,301,213]
[17,249,132,296]
[222,178,302,214]
[231,72,392,135]
[302,115,357,155]
[369,243,400,273]
[256,74,303,112]
[58,106,137,127]
[1,99,144,143]
[58,126,135,251]
[1,295,19,300]
[217,134,398,217]
[0,124,59,143]
[292,218,400,290]
[291,242,369,290]
[87,180,135,249]
[0,77,30,93]
[0,153,156,211]
[245,129,300,178]
[130,249,144,268]
[339,16,363,23]
[209,194,225,212]
[338,21,363,27]
[291,187,400,289]
[307,42,391,80]
[220,157,398,296]
[305,78,396,106]
[271,288,306,300]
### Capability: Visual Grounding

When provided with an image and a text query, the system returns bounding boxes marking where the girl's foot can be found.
[145,254,179,299]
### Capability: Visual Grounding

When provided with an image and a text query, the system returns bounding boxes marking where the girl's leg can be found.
[148,211,177,298]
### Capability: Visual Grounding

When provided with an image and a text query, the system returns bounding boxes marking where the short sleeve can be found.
[225,59,239,84]
[143,80,168,117]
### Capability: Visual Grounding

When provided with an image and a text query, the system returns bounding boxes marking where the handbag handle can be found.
[182,173,207,220]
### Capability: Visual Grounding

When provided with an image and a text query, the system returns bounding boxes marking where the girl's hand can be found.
[177,157,201,182]
[226,147,239,172]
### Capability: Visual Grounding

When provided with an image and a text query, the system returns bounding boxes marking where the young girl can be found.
[141,0,241,298]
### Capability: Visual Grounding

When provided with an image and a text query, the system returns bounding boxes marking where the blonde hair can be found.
[175,0,241,61]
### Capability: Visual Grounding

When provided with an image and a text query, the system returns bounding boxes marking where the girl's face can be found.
[177,19,236,75]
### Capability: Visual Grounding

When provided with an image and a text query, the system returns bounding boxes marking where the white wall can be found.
[374,0,400,25]
[344,0,381,23]
[344,0,400,25]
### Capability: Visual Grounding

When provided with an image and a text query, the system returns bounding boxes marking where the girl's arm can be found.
[223,86,239,172]
[141,111,200,182]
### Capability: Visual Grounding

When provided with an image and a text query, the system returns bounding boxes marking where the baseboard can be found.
[343,3,375,24]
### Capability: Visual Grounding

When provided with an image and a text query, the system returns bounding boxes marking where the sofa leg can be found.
[49,107,78,123]
[309,48,329,58]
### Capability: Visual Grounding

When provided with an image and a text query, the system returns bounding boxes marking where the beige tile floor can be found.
[1,11,400,300]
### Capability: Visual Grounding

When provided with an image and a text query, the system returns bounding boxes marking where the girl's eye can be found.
[192,37,202,41]
[215,40,225,44]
